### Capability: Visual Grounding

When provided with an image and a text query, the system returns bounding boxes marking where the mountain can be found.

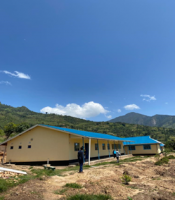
[109,112,175,128]
[0,102,175,142]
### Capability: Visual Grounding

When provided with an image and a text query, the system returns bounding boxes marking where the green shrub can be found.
[127,197,133,200]
[67,194,113,200]
[121,174,132,185]
[64,183,82,189]
[54,188,67,194]
[167,155,175,159]
[155,157,169,166]
[0,196,4,200]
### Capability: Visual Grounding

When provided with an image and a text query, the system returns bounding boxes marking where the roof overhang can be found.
[0,124,133,146]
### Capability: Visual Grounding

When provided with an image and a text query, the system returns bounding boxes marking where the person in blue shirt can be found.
[113,149,116,158]
[116,149,121,163]
[78,147,84,173]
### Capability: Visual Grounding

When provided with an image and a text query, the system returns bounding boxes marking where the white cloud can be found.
[140,94,156,102]
[40,101,109,119]
[117,109,121,113]
[0,81,11,85]
[107,115,112,119]
[1,70,31,79]
[124,104,140,110]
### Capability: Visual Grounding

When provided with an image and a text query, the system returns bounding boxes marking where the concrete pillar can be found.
[97,139,100,159]
[88,138,91,165]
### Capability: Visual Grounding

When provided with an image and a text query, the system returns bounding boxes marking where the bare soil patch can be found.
[1,154,175,200]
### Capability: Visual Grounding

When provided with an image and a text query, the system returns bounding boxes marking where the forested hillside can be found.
[0,103,175,143]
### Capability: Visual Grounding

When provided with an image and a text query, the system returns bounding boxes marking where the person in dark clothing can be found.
[78,147,84,173]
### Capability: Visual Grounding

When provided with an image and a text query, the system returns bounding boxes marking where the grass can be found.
[0,196,4,200]
[67,194,113,200]
[54,188,67,195]
[128,186,139,189]
[127,197,133,200]
[0,175,34,193]
[121,174,132,185]
[152,177,161,180]
[155,157,169,166]
[92,156,147,167]
[0,164,90,194]
[167,155,175,159]
[64,183,82,189]
[172,192,175,196]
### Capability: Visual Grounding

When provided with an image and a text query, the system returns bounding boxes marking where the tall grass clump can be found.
[64,183,82,189]
[121,174,132,185]
[67,194,113,200]
[155,157,169,166]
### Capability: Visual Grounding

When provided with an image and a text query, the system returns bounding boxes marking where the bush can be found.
[67,194,113,200]
[121,174,132,185]
[167,155,175,159]
[64,183,82,189]
[155,157,169,166]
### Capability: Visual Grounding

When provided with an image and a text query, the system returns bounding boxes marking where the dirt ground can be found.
[1,154,175,200]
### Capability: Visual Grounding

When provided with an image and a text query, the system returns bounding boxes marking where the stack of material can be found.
[0,171,19,179]
[0,167,27,179]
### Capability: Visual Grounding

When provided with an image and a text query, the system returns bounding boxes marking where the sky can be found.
[0,0,175,121]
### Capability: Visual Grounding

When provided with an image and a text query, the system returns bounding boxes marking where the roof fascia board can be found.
[149,137,162,144]
[0,124,133,146]
[123,143,159,146]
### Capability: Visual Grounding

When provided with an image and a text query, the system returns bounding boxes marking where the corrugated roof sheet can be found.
[40,124,130,141]
[123,136,161,145]
[160,143,165,147]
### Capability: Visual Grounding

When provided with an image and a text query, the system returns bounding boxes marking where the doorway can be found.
[85,143,89,159]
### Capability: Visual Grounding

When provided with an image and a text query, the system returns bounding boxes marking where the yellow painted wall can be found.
[124,144,160,155]
[6,125,126,162]
[69,138,124,160]
[6,126,69,162]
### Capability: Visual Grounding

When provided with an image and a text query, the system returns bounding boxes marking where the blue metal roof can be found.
[123,136,161,145]
[160,143,165,147]
[40,124,130,141]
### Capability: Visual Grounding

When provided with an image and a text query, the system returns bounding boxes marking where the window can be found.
[129,145,135,150]
[117,144,121,149]
[95,143,98,150]
[74,143,80,151]
[107,144,110,150]
[112,144,117,149]
[102,143,106,150]
[143,145,151,150]
[10,146,13,150]
[28,145,31,149]
[19,146,22,149]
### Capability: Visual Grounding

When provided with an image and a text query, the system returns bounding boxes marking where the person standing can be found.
[116,149,121,163]
[78,147,84,173]
[113,149,116,158]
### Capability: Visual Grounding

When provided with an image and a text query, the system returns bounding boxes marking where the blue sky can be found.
[0,0,175,121]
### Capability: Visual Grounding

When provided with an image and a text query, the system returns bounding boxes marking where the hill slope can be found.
[109,112,175,128]
[0,103,175,142]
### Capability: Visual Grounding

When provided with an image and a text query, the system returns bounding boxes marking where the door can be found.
[85,143,89,159]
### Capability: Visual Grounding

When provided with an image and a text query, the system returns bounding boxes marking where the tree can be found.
[15,123,30,133]
[4,123,17,138]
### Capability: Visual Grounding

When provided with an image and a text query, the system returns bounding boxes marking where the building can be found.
[123,136,164,155]
[0,124,131,166]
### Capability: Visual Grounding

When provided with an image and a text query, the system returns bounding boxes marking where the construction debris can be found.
[0,167,27,179]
